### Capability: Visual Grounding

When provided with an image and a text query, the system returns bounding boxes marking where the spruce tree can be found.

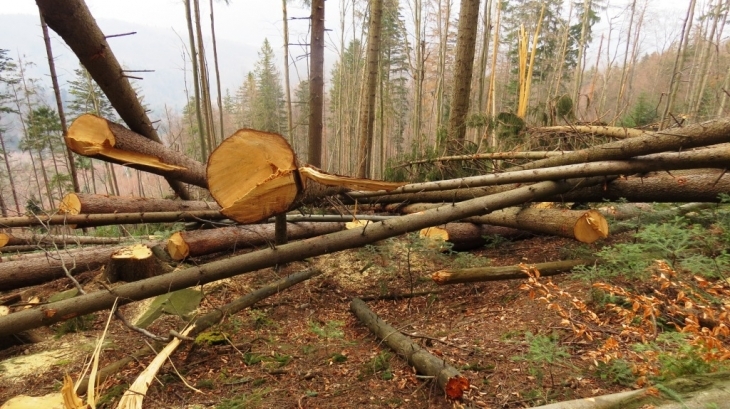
[251,39,286,135]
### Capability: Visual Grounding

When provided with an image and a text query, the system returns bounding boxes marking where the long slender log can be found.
[419,224,532,251]
[431,259,596,285]
[0,233,129,248]
[167,222,346,260]
[349,145,730,199]
[59,193,219,215]
[0,177,606,336]
[395,151,567,168]
[66,115,207,187]
[0,244,141,291]
[75,268,321,393]
[350,298,469,399]
[534,125,649,139]
[35,0,192,199]
[0,210,225,229]
[355,171,730,205]
[0,245,106,261]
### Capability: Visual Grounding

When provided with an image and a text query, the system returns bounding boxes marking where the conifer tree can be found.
[251,39,286,135]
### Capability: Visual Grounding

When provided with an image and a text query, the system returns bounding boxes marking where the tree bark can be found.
[104,244,172,282]
[67,114,207,187]
[419,223,531,251]
[660,0,697,130]
[446,0,481,153]
[0,210,225,229]
[209,0,225,143]
[0,130,20,215]
[184,0,207,161]
[350,298,469,399]
[308,0,325,167]
[35,0,191,199]
[432,259,596,285]
[0,233,128,248]
[166,222,346,260]
[356,0,384,178]
[0,244,142,291]
[59,193,219,215]
[536,125,647,139]
[0,177,606,336]
[395,151,566,168]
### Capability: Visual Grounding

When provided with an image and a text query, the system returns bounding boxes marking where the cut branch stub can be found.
[207,129,405,223]
[67,114,207,187]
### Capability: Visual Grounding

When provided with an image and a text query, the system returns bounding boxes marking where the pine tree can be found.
[251,39,286,135]
[66,64,116,120]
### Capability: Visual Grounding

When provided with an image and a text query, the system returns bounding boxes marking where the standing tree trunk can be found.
[39,13,81,196]
[614,0,635,121]
[573,0,593,117]
[193,0,215,151]
[308,0,325,167]
[411,0,424,154]
[209,0,225,144]
[36,0,192,199]
[660,0,696,130]
[279,0,294,245]
[357,0,384,178]
[0,129,20,215]
[446,0,481,154]
[476,0,492,113]
[184,0,208,161]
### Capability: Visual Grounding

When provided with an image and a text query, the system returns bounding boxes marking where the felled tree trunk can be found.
[0,244,143,291]
[0,233,127,248]
[167,222,346,260]
[0,178,606,336]
[431,259,596,285]
[420,224,531,251]
[36,0,191,199]
[66,115,207,187]
[104,244,172,283]
[59,193,219,215]
[534,125,648,139]
[0,210,225,228]
[206,129,405,223]
[350,298,469,399]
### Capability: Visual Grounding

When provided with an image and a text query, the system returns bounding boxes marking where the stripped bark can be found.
[59,193,219,215]
[67,115,207,187]
[35,0,191,199]
[0,210,225,229]
[0,178,606,336]
[431,259,596,285]
[167,222,345,260]
[350,298,469,399]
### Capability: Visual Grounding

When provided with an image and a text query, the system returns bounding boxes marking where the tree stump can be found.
[104,244,172,283]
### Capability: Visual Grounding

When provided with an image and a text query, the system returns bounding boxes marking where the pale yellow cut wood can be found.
[67,115,185,171]
[299,166,406,191]
[167,232,188,260]
[59,193,82,214]
[574,209,609,243]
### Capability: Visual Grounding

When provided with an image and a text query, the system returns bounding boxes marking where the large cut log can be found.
[0,233,128,248]
[104,244,172,283]
[206,129,405,223]
[59,193,219,215]
[66,115,207,187]
[349,145,730,199]
[356,171,730,204]
[420,207,608,244]
[350,298,469,399]
[419,224,532,251]
[0,210,225,229]
[36,0,191,199]
[431,259,596,285]
[0,177,606,336]
[167,222,346,260]
[0,244,145,291]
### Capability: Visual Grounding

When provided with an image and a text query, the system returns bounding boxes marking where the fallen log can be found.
[431,259,596,285]
[206,129,405,223]
[0,245,106,261]
[104,244,172,282]
[419,224,532,251]
[350,298,469,399]
[0,233,128,248]
[534,125,649,139]
[59,193,219,215]
[75,268,322,393]
[395,151,567,168]
[0,177,606,336]
[167,222,346,260]
[349,145,730,199]
[66,115,207,187]
[0,210,225,229]
[0,244,143,291]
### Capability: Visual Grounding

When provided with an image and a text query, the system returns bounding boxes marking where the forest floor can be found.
[1,212,730,408]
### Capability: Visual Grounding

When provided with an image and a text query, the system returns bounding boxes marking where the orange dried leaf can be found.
[445,375,470,400]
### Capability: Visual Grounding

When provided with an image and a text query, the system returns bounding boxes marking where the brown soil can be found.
[0,232,675,408]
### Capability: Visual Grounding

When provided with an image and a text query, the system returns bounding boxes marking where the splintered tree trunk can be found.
[0,178,606,336]
[67,114,207,187]
[446,0,481,153]
[420,223,531,251]
[59,193,219,215]
[166,222,346,260]
[350,298,470,399]
[104,244,172,283]
[432,259,596,285]
[207,129,404,223]
[0,245,141,291]
[36,0,191,199]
